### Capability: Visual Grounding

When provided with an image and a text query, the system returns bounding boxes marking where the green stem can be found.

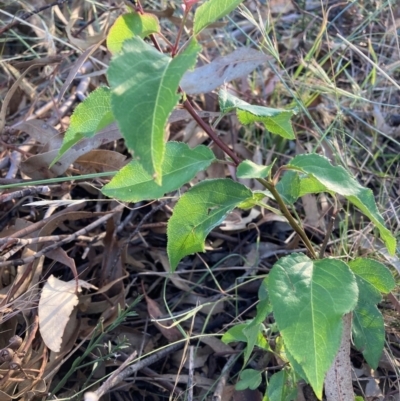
[0,171,117,190]
[257,178,318,259]
[182,95,315,258]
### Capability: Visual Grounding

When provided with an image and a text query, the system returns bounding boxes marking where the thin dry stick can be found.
[187,345,194,401]
[0,244,24,260]
[0,235,70,247]
[0,186,51,203]
[213,344,243,401]
[5,151,21,180]
[0,204,125,267]
[90,342,183,398]
[94,351,137,398]
[108,201,169,270]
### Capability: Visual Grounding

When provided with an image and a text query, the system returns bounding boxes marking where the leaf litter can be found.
[0,0,399,400]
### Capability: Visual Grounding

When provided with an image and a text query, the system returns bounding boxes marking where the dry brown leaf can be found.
[172,345,212,369]
[0,65,39,133]
[38,275,96,352]
[302,194,325,230]
[269,0,295,13]
[220,385,236,401]
[180,47,270,95]
[199,335,234,354]
[75,149,127,173]
[149,250,191,292]
[46,248,78,284]
[144,292,182,343]
[66,18,106,50]
[13,120,62,150]
[57,43,102,102]
[232,389,263,401]
[19,110,219,178]
[99,218,125,298]
[373,106,400,138]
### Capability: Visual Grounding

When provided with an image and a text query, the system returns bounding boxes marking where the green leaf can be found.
[267,253,358,399]
[237,191,267,209]
[254,278,272,325]
[298,175,327,196]
[219,90,296,139]
[243,322,270,363]
[266,370,297,401]
[107,12,160,54]
[352,300,384,369]
[194,0,244,35]
[51,87,113,166]
[349,258,395,368]
[237,160,274,179]
[276,171,300,204]
[102,142,215,202]
[222,323,248,344]
[348,258,395,295]
[221,322,269,357]
[236,369,262,391]
[108,37,201,184]
[167,179,252,270]
[287,154,396,255]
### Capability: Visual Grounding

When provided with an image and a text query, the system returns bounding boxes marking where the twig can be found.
[73,8,113,37]
[5,151,21,180]
[87,342,183,399]
[0,204,125,267]
[0,186,51,203]
[1,203,84,240]
[94,350,137,398]
[213,344,243,401]
[187,345,194,401]
[126,201,169,244]
[0,235,70,247]
[0,243,24,260]
[0,0,69,36]
[140,367,182,396]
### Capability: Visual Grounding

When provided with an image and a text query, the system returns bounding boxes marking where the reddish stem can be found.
[182,97,241,165]
[171,6,191,57]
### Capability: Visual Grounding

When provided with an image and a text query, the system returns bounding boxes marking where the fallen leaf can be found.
[220,208,261,231]
[143,290,182,343]
[269,0,295,13]
[75,149,127,173]
[38,275,95,352]
[149,251,191,292]
[180,47,270,95]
